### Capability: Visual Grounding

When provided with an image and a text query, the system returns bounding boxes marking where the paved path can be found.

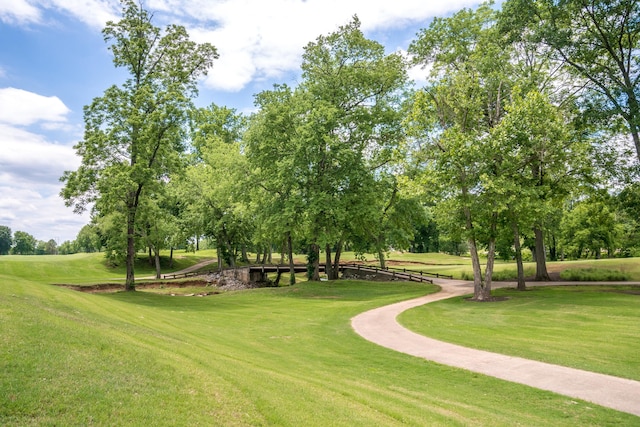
[351,279,640,417]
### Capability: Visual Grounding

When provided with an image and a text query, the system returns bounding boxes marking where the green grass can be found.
[375,253,640,281]
[1,255,639,425]
[399,285,640,381]
[0,251,214,285]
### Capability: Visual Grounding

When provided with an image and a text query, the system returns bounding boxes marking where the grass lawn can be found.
[0,251,215,285]
[369,252,640,281]
[1,255,639,425]
[399,285,640,381]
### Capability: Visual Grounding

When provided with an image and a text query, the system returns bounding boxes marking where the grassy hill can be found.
[1,253,638,425]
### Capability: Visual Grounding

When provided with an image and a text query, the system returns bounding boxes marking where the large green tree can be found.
[297,16,408,280]
[183,104,250,269]
[501,0,640,163]
[245,84,302,284]
[60,0,217,290]
[408,3,511,300]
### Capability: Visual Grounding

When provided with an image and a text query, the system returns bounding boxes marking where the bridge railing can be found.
[340,263,453,281]
[161,270,217,280]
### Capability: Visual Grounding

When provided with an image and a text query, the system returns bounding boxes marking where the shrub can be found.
[559,268,630,281]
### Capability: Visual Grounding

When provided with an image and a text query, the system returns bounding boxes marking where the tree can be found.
[12,231,36,255]
[408,3,511,300]
[245,84,303,284]
[75,224,101,253]
[183,107,251,269]
[501,0,640,164]
[488,89,587,286]
[44,239,58,255]
[616,182,640,255]
[0,225,11,255]
[294,16,408,280]
[560,196,624,258]
[60,0,217,290]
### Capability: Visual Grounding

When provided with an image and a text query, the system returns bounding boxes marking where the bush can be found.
[559,268,630,281]
[461,267,535,281]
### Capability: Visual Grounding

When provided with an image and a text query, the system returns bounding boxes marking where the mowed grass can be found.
[371,252,640,281]
[1,254,638,425]
[0,251,214,285]
[399,285,640,381]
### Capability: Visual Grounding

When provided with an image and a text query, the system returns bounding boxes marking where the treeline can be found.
[58,1,640,298]
[0,226,59,255]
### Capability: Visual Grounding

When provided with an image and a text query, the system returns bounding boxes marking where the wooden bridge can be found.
[164,263,452,284]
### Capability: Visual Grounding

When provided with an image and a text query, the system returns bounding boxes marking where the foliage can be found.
[501,0,640,163]
[560,196,624,259]
[75,224,102,253]
[11,231,36,255]
[559,268,631,281]
[0,225,11,255]
[407,3,512,299]
[246,17,409,279]
[60,0,217,289]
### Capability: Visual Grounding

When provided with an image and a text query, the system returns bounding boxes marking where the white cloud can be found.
[0,185,89,242]
[165,0,481,91]
[0,87,70,126]
[0,0,41,24]
[0,123,86,242]
[0,124,79,187]
[4,0,480,92]
[43,0,120,29]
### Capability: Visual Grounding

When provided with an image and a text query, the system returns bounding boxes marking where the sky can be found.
[0,0,484,244]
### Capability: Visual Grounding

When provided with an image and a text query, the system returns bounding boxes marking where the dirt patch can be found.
[55,272,258,295]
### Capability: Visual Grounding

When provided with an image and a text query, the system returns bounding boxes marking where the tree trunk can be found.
[468,237,486,299]
[241,245,249,263]
[169,247,174,269]
[462,202,486,299]
[216,245,223,270]
[196,235,199,251]
[482,236,496,300]
[154,248,161,279]
[378,250,386,270]
[287,232,296,285]
[148,246,153,266]
[332,240,343,280]
[512,220,526,291]
[280,242,286,265]
[267,245,272,264]
[262,246,268,265]
[325,243,333,280]
[533,226,550,281]
[125,206,136,291]
[549,234,558,261]
[312,244,320,281]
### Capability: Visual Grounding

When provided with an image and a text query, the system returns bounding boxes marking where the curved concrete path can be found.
[351,279,640,417]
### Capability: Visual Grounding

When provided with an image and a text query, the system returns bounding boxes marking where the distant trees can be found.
[0,226,11,255]
[12,231,36,255]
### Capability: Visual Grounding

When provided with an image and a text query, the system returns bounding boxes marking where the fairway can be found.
[1,260,638,426]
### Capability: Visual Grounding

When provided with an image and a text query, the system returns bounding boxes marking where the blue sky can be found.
[0,0,482,244]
